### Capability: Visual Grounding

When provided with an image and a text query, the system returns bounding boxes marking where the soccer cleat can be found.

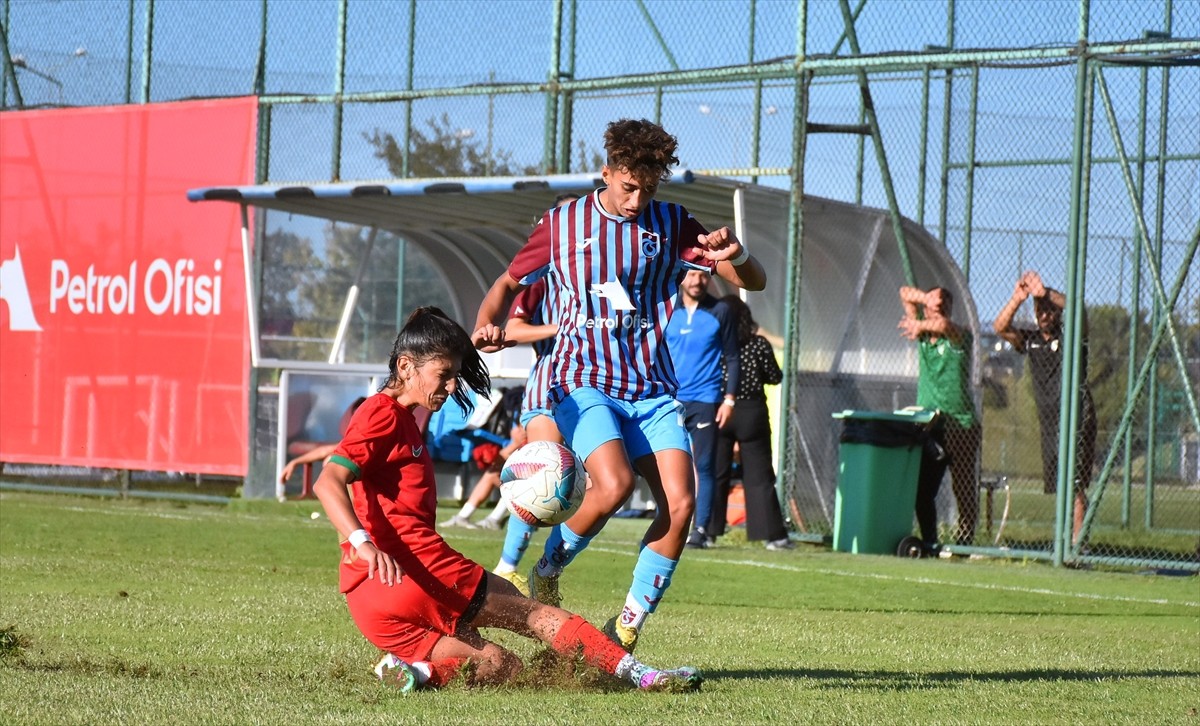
[374,653,419,694]
[439,514,477,529]
[684,528,709,549]
[765,537,795,551]
[493,568,530,597]
[602,615,639,653]
[476,517,503,530]
[637,666,703,692]
[529,565,561,607]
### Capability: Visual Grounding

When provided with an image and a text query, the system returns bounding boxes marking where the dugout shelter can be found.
[189,171,979,519]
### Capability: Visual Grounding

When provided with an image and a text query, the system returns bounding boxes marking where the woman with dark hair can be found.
[706,296,793,550]
[313,306,701,692]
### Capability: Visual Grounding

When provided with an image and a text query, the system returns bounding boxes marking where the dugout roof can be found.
[187,170,979,376]
[190,171,979,507]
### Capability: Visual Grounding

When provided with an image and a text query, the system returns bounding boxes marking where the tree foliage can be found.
[365,113,539,178]
[262,115,531,362]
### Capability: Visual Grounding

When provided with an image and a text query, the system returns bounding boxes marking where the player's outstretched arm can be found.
[505,316,558,344]
[474,273,524,352]
[279,443,338,483]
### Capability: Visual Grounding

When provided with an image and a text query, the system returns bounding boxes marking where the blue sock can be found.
[499,516,535,569]
[537,522,593,575]
[630,546,678,614]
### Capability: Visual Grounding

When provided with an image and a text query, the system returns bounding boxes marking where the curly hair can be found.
[604,119,679,186]
[382,306,491,414]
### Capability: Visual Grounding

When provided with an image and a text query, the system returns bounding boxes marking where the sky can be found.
[5,0,1197,323]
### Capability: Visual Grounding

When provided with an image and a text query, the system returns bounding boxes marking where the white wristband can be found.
[348,528,372,548]
[729,245,750,267]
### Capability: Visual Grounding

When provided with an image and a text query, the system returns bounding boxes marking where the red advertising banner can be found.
[0,98,257,475]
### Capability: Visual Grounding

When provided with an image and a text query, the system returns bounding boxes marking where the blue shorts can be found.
[519,406,553,428]
[552,387,690,464]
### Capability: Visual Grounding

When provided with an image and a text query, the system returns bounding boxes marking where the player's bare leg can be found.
[529,440,634,607]
[635,449,696,559]
[603,449,694,652]
[571,440,638,536]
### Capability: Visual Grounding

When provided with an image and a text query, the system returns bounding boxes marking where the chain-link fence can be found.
[3,0,1196,567]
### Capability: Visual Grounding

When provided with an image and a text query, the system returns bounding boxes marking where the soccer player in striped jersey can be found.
[473,119,766,652]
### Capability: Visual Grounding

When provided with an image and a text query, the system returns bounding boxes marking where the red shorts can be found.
[340,543,486,662]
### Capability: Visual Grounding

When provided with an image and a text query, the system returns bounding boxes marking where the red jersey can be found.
[331,393,481,609]
[507,190,715,402]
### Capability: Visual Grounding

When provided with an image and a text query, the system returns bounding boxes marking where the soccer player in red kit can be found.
[313,306,701,692]
[473,119,766,652]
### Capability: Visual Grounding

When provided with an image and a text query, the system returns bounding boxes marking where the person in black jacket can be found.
[706,295,792,550]
[993,270,1096,545]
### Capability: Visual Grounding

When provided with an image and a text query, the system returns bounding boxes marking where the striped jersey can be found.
[507,189,715,402]
[509,279,556,415]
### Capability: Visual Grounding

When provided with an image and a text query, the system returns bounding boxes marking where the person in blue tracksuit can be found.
[665,269,740,548]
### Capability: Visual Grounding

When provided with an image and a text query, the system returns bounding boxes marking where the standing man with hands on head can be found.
[993,270,1096,547]
[472,118,765,653]
[898,284,981,551]
[665,269,740,549]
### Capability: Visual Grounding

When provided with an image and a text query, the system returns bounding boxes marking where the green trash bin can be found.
[831,408,935,555]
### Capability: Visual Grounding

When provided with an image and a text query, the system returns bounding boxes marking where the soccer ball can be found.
[500,441,586,527]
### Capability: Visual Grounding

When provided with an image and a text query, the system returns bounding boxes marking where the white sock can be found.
[621,594,648,630]
[409,661,432,684]
[482,503,508,523]
[494,561,517,575]
[456,502,477,518]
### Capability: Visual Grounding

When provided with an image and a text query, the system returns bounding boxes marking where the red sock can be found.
[550,614,626,674]
[424,657,468,687]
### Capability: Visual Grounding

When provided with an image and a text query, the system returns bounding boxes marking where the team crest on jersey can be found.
[640,231,661,258]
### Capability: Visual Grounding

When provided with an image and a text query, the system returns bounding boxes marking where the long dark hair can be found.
[382,306,490,414]
[721,294,756,347]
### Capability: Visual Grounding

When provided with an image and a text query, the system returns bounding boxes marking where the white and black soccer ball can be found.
[500,441,585,527]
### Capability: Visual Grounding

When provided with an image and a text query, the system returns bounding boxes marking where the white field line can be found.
[50,504,295,524]
[27,503,1199,609]
[577,543,1200,610]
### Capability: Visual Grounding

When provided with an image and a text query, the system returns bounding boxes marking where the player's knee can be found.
[666,493,695,529]
[589,469,636,509]
[470,643,523,685]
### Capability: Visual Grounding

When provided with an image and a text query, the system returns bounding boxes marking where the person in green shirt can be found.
[899,285,981,549]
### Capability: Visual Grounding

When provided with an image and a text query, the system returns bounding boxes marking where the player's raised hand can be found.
[697,226,743,262]
[1013,276,1030,301]
[1024,270,1046,298]
[472,323,514,353]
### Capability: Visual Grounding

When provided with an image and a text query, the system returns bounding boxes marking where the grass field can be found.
[1,492,1197,725]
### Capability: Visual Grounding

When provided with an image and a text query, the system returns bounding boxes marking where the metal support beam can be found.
[329,227,381,364]
[836,0,915,285]
[330,0,348,181]
[1096,69,1200,432]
